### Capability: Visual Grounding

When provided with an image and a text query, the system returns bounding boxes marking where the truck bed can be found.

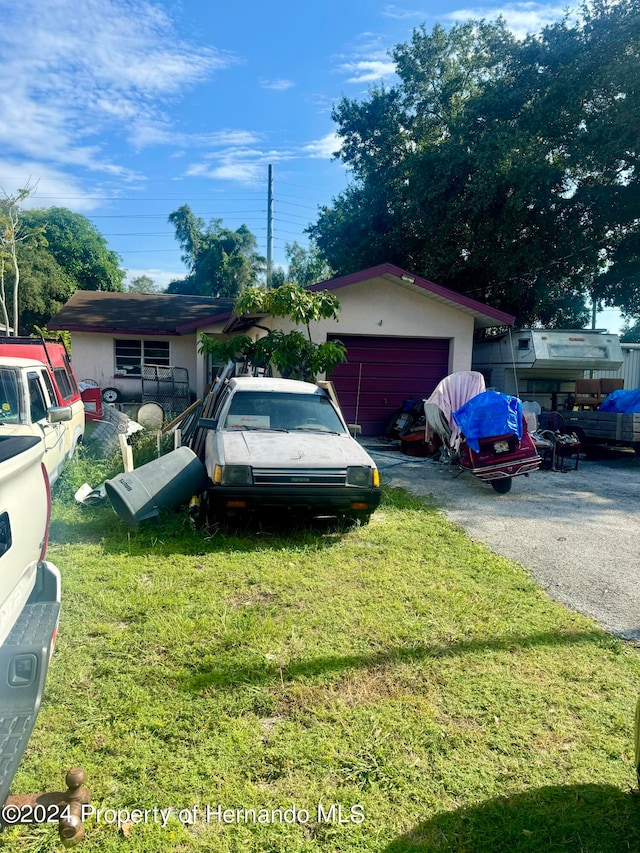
[0,562,60,806]
[563,410,640,447]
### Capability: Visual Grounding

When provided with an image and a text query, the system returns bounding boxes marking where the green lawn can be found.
[4,449,640,851]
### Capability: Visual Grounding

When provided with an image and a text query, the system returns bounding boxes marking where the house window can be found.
[114,340,170,376]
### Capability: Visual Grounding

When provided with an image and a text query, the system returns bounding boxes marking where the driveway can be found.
[366,442,640,640]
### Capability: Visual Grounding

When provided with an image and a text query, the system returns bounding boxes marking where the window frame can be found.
[114,339,170,377]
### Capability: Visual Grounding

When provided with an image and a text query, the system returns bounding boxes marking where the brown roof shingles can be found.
[47,290,235,336]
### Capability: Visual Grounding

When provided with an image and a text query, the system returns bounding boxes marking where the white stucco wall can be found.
[257,277,476,374]
[68,279,479,400]
[69,332,200,398]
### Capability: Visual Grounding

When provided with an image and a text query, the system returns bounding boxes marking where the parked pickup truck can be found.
[563,410,640,455]
[0,355,84,486]
[0,433,61,810]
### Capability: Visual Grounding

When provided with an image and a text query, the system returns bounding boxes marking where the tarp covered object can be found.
[452,390,523,453]
[424,371,486,450]
[599,388,640,413]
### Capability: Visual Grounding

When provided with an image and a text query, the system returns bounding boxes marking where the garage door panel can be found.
[335,363,447,381]
[328,335,450,435]
[336,345,449,364]
[334,335,445,349]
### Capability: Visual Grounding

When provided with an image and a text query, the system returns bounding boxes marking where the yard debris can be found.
[74,482,107,506]
[85,404,143,457]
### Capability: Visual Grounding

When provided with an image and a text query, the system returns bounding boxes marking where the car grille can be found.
[252,468,347,486]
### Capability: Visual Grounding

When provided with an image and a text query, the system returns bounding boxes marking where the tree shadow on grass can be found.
[179,627,610,693]
[383,784,640,853]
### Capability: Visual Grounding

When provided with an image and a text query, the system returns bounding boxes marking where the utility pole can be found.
[266,164,273,288]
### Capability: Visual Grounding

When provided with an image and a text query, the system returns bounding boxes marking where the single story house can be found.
[48,263,513,435]
[47,291,236,407]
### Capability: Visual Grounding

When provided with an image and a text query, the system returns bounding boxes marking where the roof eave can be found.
[222,312,270,334]
[47,324,183,336]
[308,263,515,328]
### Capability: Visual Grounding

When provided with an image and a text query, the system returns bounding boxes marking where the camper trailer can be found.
[472,329,624,411]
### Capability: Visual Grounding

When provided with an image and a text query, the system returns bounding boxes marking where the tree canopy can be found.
[199,283,346,381]
[128,274,157,293]
[0,185,47,334]
[1,206,124,334]
[22,208,125,293]
[309,1,640,327]
[167,205,265,298]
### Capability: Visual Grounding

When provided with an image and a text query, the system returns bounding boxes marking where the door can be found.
[27,370,66,482]
[328,335,450,436]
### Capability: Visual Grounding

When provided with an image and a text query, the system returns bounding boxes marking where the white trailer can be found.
[472,329,624,410]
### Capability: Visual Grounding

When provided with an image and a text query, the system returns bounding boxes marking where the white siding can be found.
[591,345,640,390]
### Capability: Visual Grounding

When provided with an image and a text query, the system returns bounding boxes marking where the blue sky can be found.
[0,0,624,331]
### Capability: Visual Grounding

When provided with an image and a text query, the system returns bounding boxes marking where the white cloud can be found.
[446,3,569,38]
[260,79,296,91]
[382,5,426,19]
[185,160,266,184]
[303,133,342,159]
[205,130,263,147]
[0,160,116,212]
[338,59,397,84]
[183,131,342,186]
[0,0,235,172]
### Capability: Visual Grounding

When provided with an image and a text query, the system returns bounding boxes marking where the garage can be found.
[328,335,451,436]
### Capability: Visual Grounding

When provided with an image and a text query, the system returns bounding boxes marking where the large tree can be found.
[270,242,335,289]
[1,206,125,334]
[128,274,157,293]
[21,207,125,293]
[309,1,640,327]
[12,242,76,335]
[0,185,46,335]
[167,205,265,297]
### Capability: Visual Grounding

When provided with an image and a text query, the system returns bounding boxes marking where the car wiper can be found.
[293,427,342,434]
[227,425,289,432]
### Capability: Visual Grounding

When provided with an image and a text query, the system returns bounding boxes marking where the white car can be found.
[201,376,381,523]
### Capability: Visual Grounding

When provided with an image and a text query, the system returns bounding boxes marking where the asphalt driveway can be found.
[366,442,640,641]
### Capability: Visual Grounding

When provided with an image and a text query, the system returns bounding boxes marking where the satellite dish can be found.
[136,401,164,430]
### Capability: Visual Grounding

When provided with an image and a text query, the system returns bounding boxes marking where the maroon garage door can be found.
[328,335,450,436]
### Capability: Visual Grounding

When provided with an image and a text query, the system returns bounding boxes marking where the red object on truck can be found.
[81,386,103,422]
[0,335,81,406]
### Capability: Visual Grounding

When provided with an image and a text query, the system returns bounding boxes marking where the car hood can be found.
[219,430,375,469]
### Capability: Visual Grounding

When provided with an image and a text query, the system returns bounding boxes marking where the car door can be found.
[27,369,66,482]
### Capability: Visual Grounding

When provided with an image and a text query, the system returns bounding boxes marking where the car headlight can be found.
[346,466,378,487]
[214,465,253,485]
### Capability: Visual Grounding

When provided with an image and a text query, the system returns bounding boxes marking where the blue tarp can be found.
[452,391,523,453]
[599,388,640,413]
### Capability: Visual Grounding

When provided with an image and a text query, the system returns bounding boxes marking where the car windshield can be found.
[222,391,347,433]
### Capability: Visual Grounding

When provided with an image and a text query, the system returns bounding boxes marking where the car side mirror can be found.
[48,405,73,423]
[198,418,218,430]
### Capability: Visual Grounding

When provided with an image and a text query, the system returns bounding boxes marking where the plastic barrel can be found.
[105,446,209,528]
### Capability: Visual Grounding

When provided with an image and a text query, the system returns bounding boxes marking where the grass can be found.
[3,443,640,851]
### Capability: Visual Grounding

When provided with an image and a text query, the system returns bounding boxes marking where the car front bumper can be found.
[206,484,382,516]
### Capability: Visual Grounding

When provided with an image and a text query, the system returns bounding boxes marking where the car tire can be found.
[102,387,121,404]
[345,512,372,526]
[490,478,512,494]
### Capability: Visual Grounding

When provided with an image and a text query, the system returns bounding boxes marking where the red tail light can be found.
[39,462,51,562]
